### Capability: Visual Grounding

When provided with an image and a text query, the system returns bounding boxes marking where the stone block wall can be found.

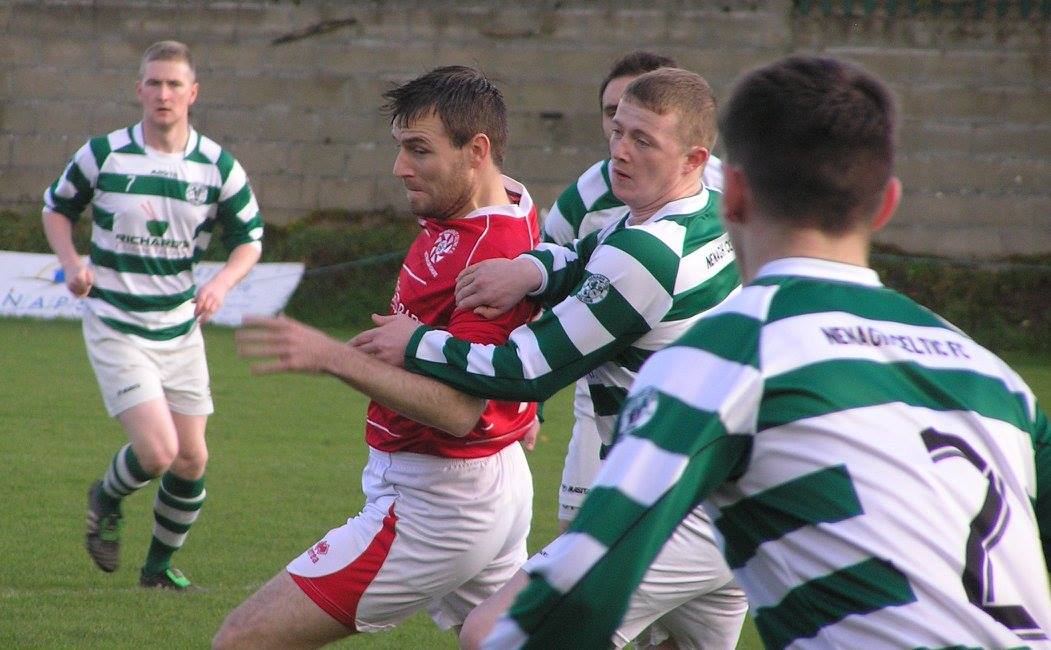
[1,0,1047,257]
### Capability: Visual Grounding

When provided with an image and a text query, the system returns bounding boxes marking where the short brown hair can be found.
[382,66,508,167]
[599,51,677,105]
[622,68,717,151]
[719,56,896,233]
[140,40,195,78]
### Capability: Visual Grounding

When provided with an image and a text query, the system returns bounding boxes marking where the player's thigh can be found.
[558,401,603,525]
[214,570,352,650]
[648,578,748,650]
[159,326,213,417]
[287,447,531,633]
[432,516,529,632]
[287,494,419,633]
[414,444,533,629]
[82,311,166,418]
[613,507,744,649]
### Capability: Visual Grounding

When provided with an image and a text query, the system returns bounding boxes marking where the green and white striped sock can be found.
[99,444,153,513]
[143,472,206,575]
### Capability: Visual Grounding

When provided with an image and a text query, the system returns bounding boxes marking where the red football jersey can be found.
[366,177,541,458]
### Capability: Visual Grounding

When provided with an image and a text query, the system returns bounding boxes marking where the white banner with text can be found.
[0,251,304,327]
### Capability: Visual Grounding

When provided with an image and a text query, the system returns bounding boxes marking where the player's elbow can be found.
[441,396,488,438]
[516,381,560,404]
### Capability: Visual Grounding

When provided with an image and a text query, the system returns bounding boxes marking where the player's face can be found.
[136,60,198,132]
[391,112,474,220]
[608,99,689,216]
[600,75,636,141]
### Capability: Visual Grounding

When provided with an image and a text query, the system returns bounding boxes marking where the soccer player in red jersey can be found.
[214,66,539,649]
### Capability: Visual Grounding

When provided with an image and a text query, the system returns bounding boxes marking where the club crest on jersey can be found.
[424,229,460,277]
[307,540,330,564]
[185,182,208,206]
[619,387,659,436]
[576,274,611,305]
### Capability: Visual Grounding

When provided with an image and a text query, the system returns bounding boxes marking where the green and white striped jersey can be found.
[44,122,263,344]
[405,188,739,445]
[542,156,725,464]
[488,257,1051,650]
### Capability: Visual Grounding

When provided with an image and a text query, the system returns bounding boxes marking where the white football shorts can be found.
[83,309,212,417]
[287,443,533,632]
[557,380,604,523]
[525,505,747,649]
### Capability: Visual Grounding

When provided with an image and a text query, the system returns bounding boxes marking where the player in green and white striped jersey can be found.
[44,118,260,339]
[42,41,262,590]
[543,51,725,532]
[486,56,1051,649]
[355,67,746,649]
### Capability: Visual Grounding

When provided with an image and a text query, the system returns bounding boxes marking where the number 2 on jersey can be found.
[921,427,1045,640]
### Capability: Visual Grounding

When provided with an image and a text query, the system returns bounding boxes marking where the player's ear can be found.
[467,133,491,168]
[683,145,710,175]
[871,176,901,232]
[721,164,749,226]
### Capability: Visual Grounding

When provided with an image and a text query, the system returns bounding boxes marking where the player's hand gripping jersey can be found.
[401,188,739,446]
[366,176,540,458]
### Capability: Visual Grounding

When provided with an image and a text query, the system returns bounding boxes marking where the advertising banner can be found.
[0,251,304,327]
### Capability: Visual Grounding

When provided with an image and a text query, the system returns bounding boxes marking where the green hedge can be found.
[4,210,1049,351]
[871,248,1051,353]
[254,211,416,328]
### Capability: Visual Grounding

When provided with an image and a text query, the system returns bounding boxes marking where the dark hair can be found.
[719,56,896,233]
[624,68,717,150]
[382,66,508,167]
[599,51,678,105]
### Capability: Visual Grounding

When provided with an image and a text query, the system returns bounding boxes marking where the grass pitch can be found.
[1,318,1048,648]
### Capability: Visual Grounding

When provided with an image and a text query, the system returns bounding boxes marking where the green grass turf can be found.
[2,318,1048,648]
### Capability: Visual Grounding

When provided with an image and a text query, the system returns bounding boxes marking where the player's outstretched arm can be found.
[195,242,261,323]
[237,315,485,437]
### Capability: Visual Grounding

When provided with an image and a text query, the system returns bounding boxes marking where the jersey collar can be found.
[627,186,711,226]
[460,175,534,220]
[131,122,200,159]
[756,257,883,287]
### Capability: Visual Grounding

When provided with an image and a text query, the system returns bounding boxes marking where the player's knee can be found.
[136,443,177,476]
[211,625,231,650]
[173,447,208,479]
[212,615,249,650]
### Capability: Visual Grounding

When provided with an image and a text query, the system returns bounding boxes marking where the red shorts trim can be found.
[289,503,399,631]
